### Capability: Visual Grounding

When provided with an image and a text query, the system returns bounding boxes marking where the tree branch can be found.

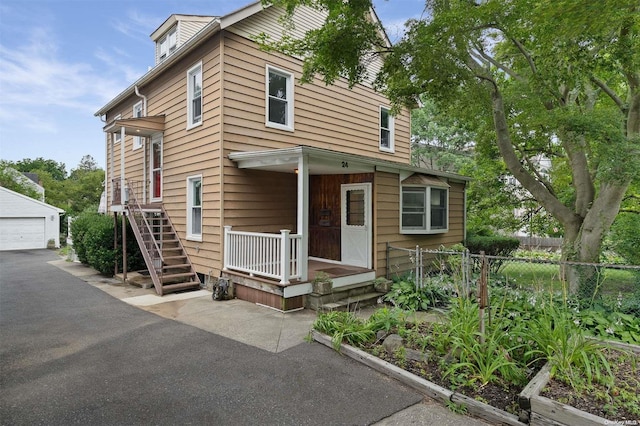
[472,46,524,81]
[591,77,626,113]
[509,37,537,75]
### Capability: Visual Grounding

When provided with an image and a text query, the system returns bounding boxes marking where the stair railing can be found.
[125,180,165,294]
[158,204,200,286]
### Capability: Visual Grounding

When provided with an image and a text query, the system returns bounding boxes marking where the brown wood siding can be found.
[373,171,466,277]
[221,32,411,162]
[223,169,297,232]
[309,174,373,261]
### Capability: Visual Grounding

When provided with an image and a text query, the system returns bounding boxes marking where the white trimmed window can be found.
[158,27,177,62]
[401,186,448,234]
[133,102,143,150]
[113,114,122,144]
[187,62,203,129]
[380,106,394,152]
[187,175,202,241]
[266,65,294,131]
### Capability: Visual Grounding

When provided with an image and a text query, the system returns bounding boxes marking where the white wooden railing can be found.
[223,226,302,284]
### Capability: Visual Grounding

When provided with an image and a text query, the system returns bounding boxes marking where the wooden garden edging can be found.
[311,330,526,426]
[518,339,640,426]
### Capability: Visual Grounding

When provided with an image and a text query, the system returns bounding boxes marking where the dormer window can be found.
[158,27,177,61]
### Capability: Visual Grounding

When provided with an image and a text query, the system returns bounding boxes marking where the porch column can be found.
[297,154,309,281]
[120,126,125,205]
[109,133,114,207]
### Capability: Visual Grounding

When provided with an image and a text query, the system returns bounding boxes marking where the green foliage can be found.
[466,230,520,257]
[524,304,614,388]
[70,209,96,264]
[70,209,144,276]
[577,306,640,345]
[383,278,451,311]
[4,156,104,215]
[83,214,117,275]
[367,307,407,333]
[0,161,41,200]
[12,157,67,181]
[607,213,640,265]
[411,96,474,173]
[313,311,375,351]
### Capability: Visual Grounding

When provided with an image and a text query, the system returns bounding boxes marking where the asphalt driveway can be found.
[0,250,422,425]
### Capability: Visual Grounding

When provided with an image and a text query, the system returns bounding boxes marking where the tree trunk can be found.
[488,86,632,299]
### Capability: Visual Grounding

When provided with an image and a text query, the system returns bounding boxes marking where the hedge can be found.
[70,210,145,276]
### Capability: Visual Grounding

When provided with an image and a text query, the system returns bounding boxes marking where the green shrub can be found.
[70,209,98,264]
[84,214,117,275]
[466,231,520,257]
[70,210,145,276]
[466,229,520,273]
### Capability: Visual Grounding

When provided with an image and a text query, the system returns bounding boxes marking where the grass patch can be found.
[495,262,637,296]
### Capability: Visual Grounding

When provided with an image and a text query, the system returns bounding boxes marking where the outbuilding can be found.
[0,187,64,250]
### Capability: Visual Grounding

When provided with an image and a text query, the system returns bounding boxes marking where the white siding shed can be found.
[0,187,64,251]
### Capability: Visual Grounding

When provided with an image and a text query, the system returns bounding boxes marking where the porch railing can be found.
[223,226,301,284]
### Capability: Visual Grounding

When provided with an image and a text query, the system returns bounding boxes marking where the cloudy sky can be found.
[0,0,425,172]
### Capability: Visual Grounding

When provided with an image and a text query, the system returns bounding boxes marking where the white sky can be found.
[0,0,425,171]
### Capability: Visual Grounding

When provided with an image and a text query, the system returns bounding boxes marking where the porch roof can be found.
[103,115,166,137]
[228,146,472,182]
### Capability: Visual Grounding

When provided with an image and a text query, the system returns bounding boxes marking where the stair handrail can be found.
[125,180,165,293]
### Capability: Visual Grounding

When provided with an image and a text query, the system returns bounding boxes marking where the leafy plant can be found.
[313,311,375,351]
[367,307,407,333]
[524,305,614,388]
[383,278,451,311]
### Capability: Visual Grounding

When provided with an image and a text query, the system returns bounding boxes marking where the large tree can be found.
[263,0,639,296]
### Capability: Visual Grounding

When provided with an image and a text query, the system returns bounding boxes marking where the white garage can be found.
[0,187,64,251]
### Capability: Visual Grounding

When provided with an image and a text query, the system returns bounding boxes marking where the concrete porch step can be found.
[318,291,385,312]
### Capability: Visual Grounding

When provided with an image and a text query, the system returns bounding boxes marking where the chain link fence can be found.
[386,243,640,300]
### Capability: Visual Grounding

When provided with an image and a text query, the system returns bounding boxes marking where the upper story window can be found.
[401,184,448,234]
[158,27,177,62]
[187,62,202,129]
[380,106,394,153]
[187,175,202,241]
[133,102,143,150]
[113,114,122,144]
[266,65,294,131]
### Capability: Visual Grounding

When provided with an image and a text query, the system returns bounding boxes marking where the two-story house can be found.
[95,1,470,311]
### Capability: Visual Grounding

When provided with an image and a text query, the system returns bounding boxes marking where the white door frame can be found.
[150,133,163,202]
[340,183,372,268]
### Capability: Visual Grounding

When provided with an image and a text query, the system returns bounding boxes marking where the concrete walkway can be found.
[46,254,489,425]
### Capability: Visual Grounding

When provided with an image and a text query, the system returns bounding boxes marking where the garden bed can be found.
[312,302,640,425]
[520,341,640,425]
[311,330,527,426]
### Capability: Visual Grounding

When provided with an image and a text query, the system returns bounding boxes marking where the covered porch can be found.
[224,146,381,310]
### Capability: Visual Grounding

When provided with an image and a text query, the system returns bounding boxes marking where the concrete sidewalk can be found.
[49,257,489,425]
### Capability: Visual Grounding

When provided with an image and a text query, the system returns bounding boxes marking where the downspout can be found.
[134,85,148,203]
[100,114,108,213]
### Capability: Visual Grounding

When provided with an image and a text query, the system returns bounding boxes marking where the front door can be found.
[150,134,162,202]
[340,183,372,268]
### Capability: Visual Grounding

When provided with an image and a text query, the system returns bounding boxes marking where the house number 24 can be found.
[341,161,349,168]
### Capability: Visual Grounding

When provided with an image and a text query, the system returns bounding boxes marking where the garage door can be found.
[0,218,46,250]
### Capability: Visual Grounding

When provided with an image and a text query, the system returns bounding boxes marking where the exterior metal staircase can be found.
[125,181,200,295]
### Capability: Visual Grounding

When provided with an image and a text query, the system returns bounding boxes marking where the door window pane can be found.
[346,189,365,226]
